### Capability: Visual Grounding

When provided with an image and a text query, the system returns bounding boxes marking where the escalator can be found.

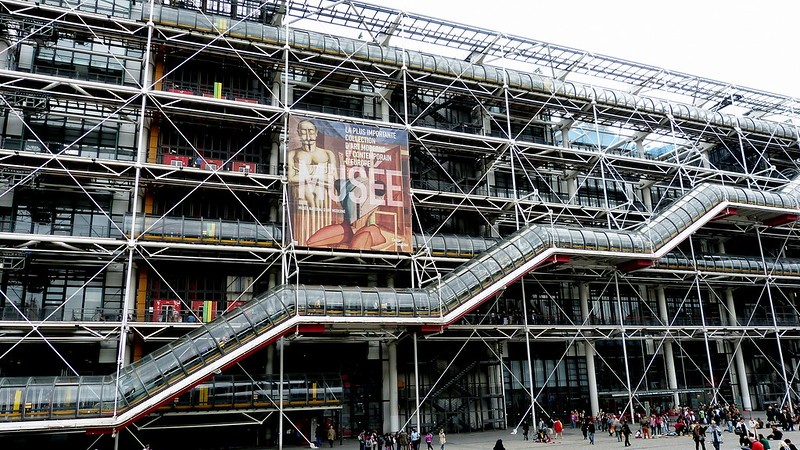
[1,181,799,433]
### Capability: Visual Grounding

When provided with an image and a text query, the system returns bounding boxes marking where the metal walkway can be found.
[0,181,799,433]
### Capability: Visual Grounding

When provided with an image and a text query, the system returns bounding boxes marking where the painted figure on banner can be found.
[287,115,412,253]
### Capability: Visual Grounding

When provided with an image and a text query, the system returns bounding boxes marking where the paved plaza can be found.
[420,420,799,450]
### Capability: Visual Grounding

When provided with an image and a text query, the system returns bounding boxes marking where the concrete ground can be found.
[248,413,799,450]
[423,421,797,450]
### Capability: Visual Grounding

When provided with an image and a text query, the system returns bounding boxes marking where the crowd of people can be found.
[347,402,800,450]
[356,427,445,450]
[515,402,800,448]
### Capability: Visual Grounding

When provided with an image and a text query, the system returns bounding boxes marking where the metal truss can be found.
[289,0,800,118]
[1,0,800,440]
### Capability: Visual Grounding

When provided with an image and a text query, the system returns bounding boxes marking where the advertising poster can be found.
[287,115,412,252]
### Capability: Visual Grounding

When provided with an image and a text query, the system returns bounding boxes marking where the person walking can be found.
[641,414,651,439]
[327,425,337,448]
[622,420,632,447]
[424,431,433,450]
[410,429,420,450]
[522,421,529,440]
[693,422,708,450]
[588,419,596,445]
[399,429,409,450]
[553,417,564,440]
[709,421,723,450]
[359,430,367,450]
[438,429,446,450]
[493,439,506,450]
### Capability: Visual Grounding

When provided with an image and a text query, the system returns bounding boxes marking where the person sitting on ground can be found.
[769,427,784,441]
[676,418,686,436]
[536,428,551,443]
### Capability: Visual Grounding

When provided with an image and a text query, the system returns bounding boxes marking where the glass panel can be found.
[242,301,272,333]
[290,289,308,314]
[582,231,597,250]
[352,291,379,315]
[396,292,414,315]
[521,231,545,253]
[618,233,634,253]
[430,236,445,253]
[52,383,78,418]
[225,310,256,343]
[412,291,432,315]
[23,380,54,420]
[207,320,238,352]
[606,232,621,251]
[446,276,470,304]
[284,286,299,315]
[454,267,480,295]
[118,368,147,404]
[262,296,283,321]
[344,289,364,316]
[458,237,473,255]
[132,356,164,395]
[191,330,220,365]
[436,284,457,308]
[469,259,494,289]
[304,288,323,315]
[154,346,186,384]
[100,378,122,416]
[324,289,344,315]
[488,247,512,273]
[77,378,105,417]
[509,235,534,256]
[0,385,25,421]
[501,242,523,268]
[594,232,609,251]
[376,290,396,315]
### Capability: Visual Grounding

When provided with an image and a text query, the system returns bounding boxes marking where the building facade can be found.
[0,0,798,447]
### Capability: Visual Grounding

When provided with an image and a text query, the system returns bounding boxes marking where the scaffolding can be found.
[0,0,798,446]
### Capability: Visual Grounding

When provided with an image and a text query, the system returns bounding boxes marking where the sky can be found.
[364,0,800,99]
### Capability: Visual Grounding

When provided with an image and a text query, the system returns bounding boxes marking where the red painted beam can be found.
[539,254,570,268]
[297,324,326,334]
[763,214,800,227]
[418,324,446,333]
[617,259,654,273]
[712,207,737,221]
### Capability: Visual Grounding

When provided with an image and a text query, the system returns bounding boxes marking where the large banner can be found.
[287,115,412,252]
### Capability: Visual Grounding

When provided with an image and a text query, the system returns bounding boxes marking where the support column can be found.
[480,110,496,198]
[564,174,577,203]
[560,123,572,148]
[656,287,680,409]
[271,78,282,176]
[413,333,421,433]
[381,97,390,122]
[579,283,599,415]
[725,287,752,410]
[385,342,399,432]
[700,145,711,169]
[481,109,492,136]
[633,136,645,159]
[640,183,652,213]
[266,272,277,375]
[488,342,507,428]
